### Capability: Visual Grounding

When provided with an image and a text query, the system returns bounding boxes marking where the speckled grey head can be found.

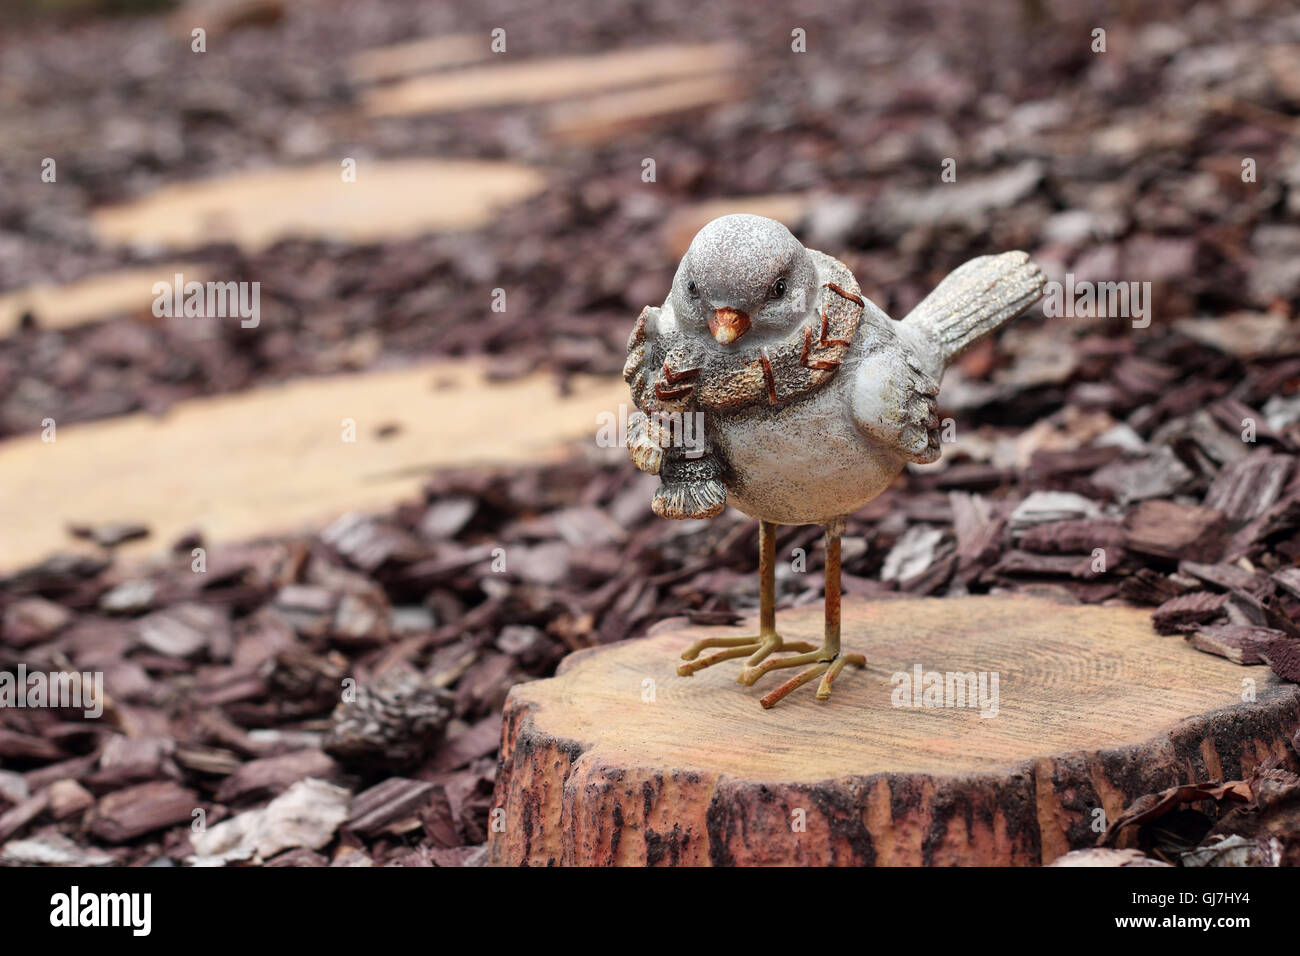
[670,214,817,351]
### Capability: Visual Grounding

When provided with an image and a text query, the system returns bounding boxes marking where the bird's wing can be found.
[848,333,942,464]
[623,303,660,412]
[625,303,704,474]
[623,304,663,474]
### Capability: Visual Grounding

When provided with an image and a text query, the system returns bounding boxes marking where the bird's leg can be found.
[678,520,815,676]
[738,522,867,707]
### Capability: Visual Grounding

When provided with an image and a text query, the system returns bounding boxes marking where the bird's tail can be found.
[902,251,1045,368]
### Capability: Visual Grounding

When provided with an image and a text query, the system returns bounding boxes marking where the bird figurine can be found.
[624,213,1045,708]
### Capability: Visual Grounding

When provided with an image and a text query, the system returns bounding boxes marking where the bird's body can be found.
[716,379,905,526]
[661,251,928,526]
[626,214,1044,706]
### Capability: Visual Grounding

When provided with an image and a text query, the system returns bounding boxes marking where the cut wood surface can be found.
[0,362,625,573]
[0,263,206,336]
[489,594,1300,865]
[91,160,545,252]
[364,42,741,116]
[546,75,744,145]
[347,34,488,85]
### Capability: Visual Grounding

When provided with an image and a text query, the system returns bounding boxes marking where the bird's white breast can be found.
[708,355,907,526]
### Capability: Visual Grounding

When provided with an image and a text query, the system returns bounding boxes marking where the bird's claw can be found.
[680,635,866,707]
[755,651,868,709]
[677,633,816,677]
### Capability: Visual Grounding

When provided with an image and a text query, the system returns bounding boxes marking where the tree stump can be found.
[488,595,1300,866]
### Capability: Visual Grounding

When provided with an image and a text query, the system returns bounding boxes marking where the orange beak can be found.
[709,307,751,345]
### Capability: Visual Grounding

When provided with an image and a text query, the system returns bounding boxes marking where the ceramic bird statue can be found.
[625,213,1045,707]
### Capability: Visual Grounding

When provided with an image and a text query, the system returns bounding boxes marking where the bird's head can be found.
[670,214,817,350]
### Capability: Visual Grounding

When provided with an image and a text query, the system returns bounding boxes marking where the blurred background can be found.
[0,0,1298,866]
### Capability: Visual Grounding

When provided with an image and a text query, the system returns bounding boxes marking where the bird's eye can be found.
[768,278,787,300]
[686,280,698,296]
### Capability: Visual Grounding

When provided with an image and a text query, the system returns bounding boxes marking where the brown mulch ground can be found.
[2,0,1300,866]
[3,365,1300,865]
[2,0,1298,435]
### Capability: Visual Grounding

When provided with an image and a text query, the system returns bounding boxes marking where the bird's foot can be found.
[738,646,867,708]
[677,632,816,677]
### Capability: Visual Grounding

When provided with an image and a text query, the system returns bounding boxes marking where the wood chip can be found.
[46,780,94,821]
[1048,848,1171,867]
[346,778,435,836]
[1153,591,1229,634]
[0,791,51,844]
[1124,500,1227,562]
[1181,560,1267,593]
[1204,453,1295,525]
[1264,638,1300,683]
[1091,446,1194,504]
[1186,625,1286,664]
[188,778,350,865]
[0,828,114,866]
[0,728,63,762]
[429,715,502,774]
[1020,518,1126,556]
[137,603,229,658]
[1273,567,1300,600]
[215,749,339,804]
[2,597,73,646]
[89,781,199,843]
